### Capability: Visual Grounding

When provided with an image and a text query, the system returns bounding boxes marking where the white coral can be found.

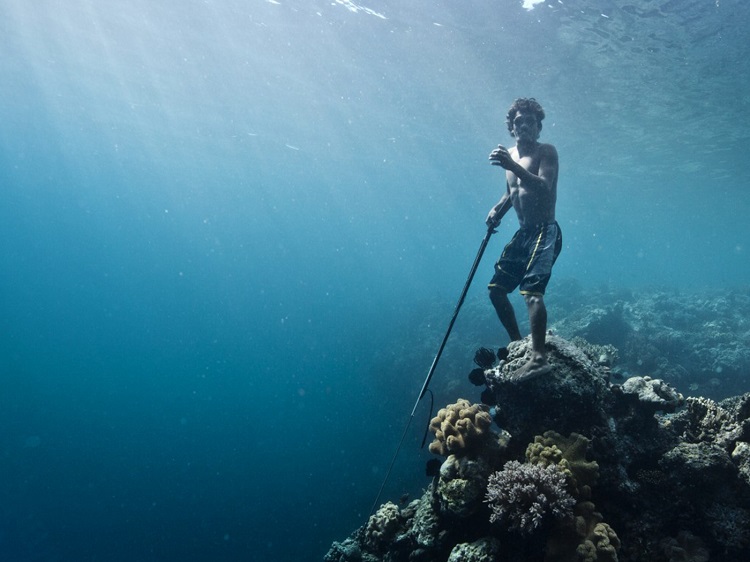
[485,461,575,534]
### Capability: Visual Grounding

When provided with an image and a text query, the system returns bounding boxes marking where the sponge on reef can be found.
[428,399,493,456]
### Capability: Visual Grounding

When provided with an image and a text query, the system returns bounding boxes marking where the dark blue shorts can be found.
[488,222,562,296]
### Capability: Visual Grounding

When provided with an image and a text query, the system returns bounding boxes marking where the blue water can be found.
[1,1,749,560]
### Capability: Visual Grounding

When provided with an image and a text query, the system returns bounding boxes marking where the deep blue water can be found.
[1,1,749,560]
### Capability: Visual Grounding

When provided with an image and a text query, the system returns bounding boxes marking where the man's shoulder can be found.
[539,142,557,152]
[515,142,557,155]
[538,142,558,159]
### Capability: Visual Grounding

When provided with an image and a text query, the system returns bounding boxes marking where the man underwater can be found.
[485,98,562,382]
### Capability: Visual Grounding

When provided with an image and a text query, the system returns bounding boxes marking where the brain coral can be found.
[428,399,493,456]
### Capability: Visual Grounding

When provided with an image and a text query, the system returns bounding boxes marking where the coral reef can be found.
[659,531,709,562]
[428,399,496,457]
[485,461,575,534]
[326,336,750,562]
[705,503,750,551]
[546,500,620,562]
[525,431,599,496]
[548,284,750,398]
[484,335,613,452]
[363,502,402,552]
[670,394,750,448]
[370,287,750,411]
[437,454,493,518]
[446,537,501,562]
[619,376,684,413]
[733,440,750,487]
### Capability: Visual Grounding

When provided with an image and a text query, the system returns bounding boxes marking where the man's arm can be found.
[510,145,558,193]
[486,187,513,228]
[490,144,558,193]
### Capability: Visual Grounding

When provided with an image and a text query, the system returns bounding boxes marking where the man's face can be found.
[511,111,540,142]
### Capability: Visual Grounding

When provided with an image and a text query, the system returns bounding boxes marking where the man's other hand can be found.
[489,145,513,168]
[486,209,501,229]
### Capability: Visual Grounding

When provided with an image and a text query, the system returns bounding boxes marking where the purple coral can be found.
[485,460,575,534]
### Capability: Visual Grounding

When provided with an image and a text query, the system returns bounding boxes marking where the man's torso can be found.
[507,143,557,228]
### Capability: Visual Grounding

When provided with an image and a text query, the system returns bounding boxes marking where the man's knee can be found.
[489,286,509,306]
[523,293,544,307]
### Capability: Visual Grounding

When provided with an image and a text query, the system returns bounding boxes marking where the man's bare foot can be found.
[510,355,552,383]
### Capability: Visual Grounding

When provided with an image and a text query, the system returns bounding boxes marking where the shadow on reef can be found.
[325,336,750,562]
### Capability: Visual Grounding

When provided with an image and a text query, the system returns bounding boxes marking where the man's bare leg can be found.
[511,294,552,381]
[489,288,522,342]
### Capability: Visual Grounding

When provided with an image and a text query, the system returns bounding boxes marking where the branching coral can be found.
[428,399,494,456]
[679,396,744,447]
[485,460,575,534]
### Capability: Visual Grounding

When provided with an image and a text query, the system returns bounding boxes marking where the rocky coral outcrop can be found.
[484,336,613,452]
[670,394,750,449]
[619,376,684,413]
[325,336,750,562]
[447,537,501,562]
[437,454,493,518]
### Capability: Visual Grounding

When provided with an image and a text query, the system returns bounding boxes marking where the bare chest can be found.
[507,154,540,186]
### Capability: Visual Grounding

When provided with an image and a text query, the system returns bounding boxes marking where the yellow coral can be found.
[533,435,619,562]
[526,431,598,496]
[546,500,620,562]
[428,399,493,456]
[575,518,620,562]
[592,522,620,560]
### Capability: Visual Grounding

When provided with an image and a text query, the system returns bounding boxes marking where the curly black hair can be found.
[506,98,546,137]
